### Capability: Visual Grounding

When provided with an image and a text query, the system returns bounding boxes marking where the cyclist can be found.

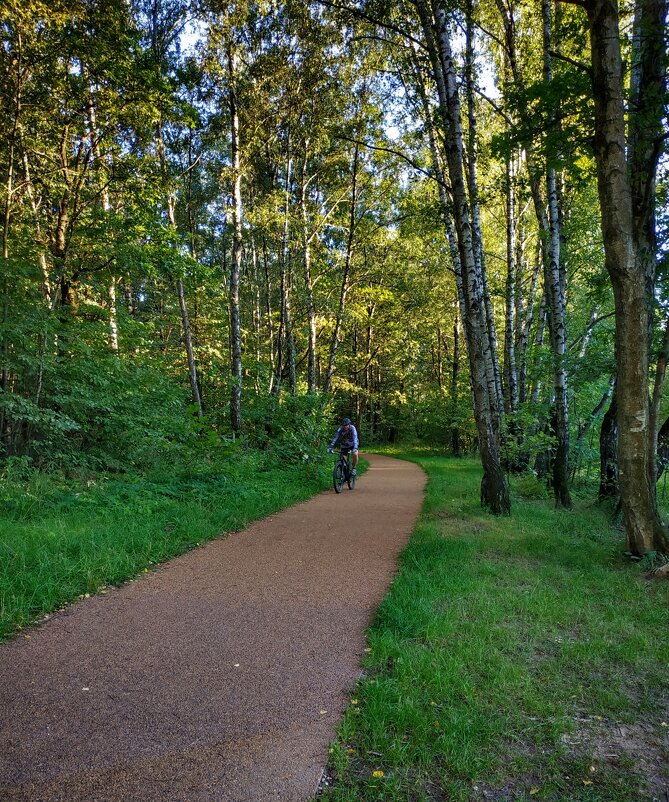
[327,417,359,476]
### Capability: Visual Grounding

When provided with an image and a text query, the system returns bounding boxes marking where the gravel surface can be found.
[0,454,425,801]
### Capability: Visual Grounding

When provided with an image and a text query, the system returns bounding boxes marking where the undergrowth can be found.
[0,446,331,641]
[317,451,669,802]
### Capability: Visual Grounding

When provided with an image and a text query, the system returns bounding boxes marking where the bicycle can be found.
[332,448,356,493]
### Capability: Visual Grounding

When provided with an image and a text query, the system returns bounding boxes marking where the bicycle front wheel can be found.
[333,461,345,493]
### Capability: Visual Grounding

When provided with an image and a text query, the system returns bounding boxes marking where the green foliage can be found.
[243,392,333,464]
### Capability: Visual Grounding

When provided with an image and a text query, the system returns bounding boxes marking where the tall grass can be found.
[0,451,331,641]
[318,452,669,802]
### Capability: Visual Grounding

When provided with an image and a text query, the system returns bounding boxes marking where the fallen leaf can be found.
[582,780,593,786]
[372,770,384,778]
[530,788,539,796]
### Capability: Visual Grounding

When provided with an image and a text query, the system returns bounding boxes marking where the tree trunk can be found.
[323,143,359,395]
[542,0,571,507]
[464,0,504,415]
[300,147,318,394]
[585,0,668,554]
[599,384,619,500]
[85,85,118,353]
[656,416,669,484]
[517,238,542,404]
[281,142,296,396]
[228,44,243,434]
[503,149,519,416]
[451,313,461,456]
[417,0,509,513]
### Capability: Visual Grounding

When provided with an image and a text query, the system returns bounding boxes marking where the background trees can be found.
[0,0,667,555]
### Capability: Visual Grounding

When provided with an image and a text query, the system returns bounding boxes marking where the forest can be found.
[1,0,668,561]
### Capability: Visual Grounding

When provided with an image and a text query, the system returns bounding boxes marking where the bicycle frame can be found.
[333,449,354,493]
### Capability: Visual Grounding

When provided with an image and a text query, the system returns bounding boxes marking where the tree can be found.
[576,0,669,555]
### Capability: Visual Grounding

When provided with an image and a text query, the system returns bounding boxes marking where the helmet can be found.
[342,417,351,425]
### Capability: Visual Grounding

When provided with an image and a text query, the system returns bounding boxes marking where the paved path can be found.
[0,454,425,801]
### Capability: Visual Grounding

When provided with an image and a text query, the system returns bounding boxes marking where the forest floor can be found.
[0,453,425,801]
[317,450,669,802]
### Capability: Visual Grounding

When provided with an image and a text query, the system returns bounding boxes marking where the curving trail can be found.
[0,454,425,802]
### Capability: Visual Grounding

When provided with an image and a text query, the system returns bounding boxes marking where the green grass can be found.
[0,451,337,641]
[317,451,669,802]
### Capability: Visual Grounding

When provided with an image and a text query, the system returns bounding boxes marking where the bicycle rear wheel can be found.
[347,467,356,490]
[333,461,345,493]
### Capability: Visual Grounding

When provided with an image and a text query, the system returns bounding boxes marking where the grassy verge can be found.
[317,450,669,802]
[0,450,334,642]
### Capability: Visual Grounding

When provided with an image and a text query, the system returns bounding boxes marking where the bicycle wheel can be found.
[347,465,356,490]
[333,461,345,493]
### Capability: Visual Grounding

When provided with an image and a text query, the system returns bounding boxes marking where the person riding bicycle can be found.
[327,417,359,476]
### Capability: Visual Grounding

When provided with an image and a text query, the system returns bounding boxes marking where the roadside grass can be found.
[0,451,335,642]
[318,451,669,802]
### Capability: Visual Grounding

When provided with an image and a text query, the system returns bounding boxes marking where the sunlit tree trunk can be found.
[416,0,509,513]
[464,0,503,415]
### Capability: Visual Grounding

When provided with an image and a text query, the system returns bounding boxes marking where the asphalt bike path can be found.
[0,454,425,801]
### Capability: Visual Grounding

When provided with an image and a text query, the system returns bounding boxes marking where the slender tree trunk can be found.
[542,0,571,506]
[503,149,518,416]
[578,376,616,445]
[157,126,203,417]
[262,236,276,394]
[323,143,359,395]
[451,313,461,456]
[599,383,619,500]
[85,88,119,353]
[1,28,21,444]
[228,43,243,433]
[300,148,318,394]
[585,0,668,553]
[650,318,669,483]
[281,141,296,396]
[656,416,669,483]
[251,237,262,393]
[517,239,542,404]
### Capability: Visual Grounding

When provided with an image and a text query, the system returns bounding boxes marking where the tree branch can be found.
[567,311,615,352]
[336,134,450,190]
[475,88,512,123]
[316,0,426,50]
[549,49,592,78]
